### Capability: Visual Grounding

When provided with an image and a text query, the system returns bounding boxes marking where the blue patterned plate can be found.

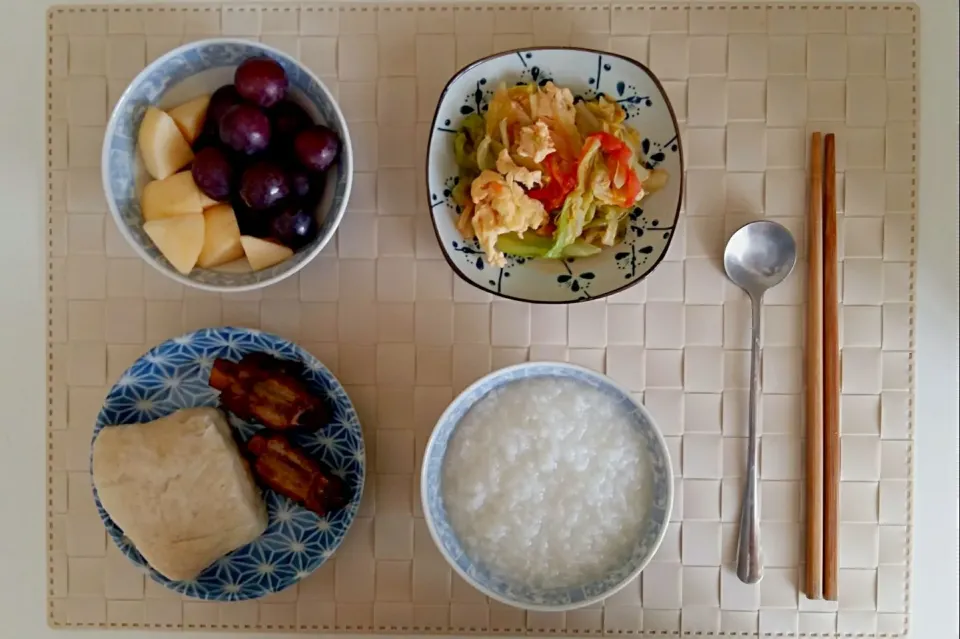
[102,39,353,292]
[426,48,683,303]
[421,363,674,611]
[91,327,365,601]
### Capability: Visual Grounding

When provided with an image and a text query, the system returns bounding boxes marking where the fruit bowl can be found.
[102,39,352,292]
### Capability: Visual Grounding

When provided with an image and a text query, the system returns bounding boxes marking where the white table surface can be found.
[0,1,954,637]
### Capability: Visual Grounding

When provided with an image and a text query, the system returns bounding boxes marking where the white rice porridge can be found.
[442,377,651,589]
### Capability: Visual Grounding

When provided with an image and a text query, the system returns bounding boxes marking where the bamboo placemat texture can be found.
[45,2,918,635]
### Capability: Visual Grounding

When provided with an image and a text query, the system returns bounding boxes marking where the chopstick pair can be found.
[805,132,840,601]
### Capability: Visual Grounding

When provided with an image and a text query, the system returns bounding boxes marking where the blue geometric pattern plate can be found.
[91,327,365,601]
[426,47,684,303]
[101,39,353,293]
[420,363,674,611]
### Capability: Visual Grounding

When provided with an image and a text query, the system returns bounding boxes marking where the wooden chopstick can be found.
[822,134,841,600]
[804,132,825,600]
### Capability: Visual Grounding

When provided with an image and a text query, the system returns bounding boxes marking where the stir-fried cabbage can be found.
[451,81,669,266]
[466,170,547,267]
[545,137,602,258]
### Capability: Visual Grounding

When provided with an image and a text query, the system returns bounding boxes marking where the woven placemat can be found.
[45,2,917,635]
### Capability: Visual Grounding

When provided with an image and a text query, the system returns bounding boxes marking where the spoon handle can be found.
[736,296,763,584]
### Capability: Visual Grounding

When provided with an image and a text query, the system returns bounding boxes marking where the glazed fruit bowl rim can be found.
[101,37,353,293]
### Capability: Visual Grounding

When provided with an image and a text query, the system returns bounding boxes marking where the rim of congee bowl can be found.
[425,47,685,305]
[419,361,675,611]
[101,38,353,293]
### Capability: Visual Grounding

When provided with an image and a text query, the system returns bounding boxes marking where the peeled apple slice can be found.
[167,95,211,144]
[197,205,244,269]
[143,214,205,275]
[197,190,219,209]
[141,171,211,221]
[138,106,194,180]
[240,236,293,271]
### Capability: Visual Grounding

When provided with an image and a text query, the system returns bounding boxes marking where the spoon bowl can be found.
[724,221,798,299]
[722,220,797,585]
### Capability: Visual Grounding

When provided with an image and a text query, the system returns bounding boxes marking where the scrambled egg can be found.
[531,83,577,130]
[495,149,542,190]
[467,170,547,267]
[516,121,556,164]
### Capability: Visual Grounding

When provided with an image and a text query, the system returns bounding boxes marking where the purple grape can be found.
[232,196,271,238]
[270,207,317,249]
[219,104,271,155]
[289,168,323,203]
[226,147,255,178]
[205,85,242,135]
[191,147,233,201]
[235,57,288,109]
[270,100,312,141]
[239,161,290,211]
[294,125,340,173]
[192,128,221,152]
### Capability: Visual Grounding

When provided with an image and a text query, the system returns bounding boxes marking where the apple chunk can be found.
[196,189,219,209]
[167,95,210,144]
[197,205,244,269]
[143,214,205,275]
[138,106,194,180]
[141,171,214,222]
[240,236,294,271]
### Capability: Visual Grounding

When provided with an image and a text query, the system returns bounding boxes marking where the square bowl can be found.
[426,47,683,303]
[102,38,352,292]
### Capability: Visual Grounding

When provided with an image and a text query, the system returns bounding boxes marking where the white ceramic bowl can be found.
[420,363,674,610]
[426,47,683,303]
[102,39,352,292]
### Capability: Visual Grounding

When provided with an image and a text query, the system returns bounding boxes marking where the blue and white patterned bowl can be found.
[420,363,674,611]
[426,48,683,303]
[102,39,353,292]
[91,327,365,601]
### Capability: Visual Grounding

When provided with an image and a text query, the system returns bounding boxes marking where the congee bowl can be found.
[420,363,674,611]
[102,39,352,292]
[426,47,684,304]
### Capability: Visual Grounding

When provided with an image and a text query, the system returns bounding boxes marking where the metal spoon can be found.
[723,220,798,584]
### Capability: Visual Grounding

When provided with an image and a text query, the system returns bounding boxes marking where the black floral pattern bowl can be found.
[426,48,683,303]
